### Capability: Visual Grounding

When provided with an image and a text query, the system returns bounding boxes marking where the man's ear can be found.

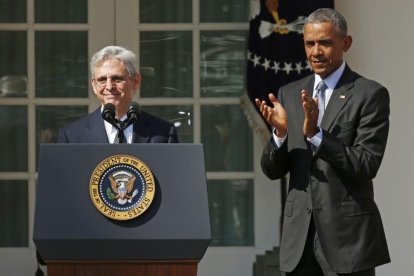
[134,73,142,90]
[343,35,353,52]
[91,79,98,95]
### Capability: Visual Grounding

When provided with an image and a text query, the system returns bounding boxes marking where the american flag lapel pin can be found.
[340,95,346,99]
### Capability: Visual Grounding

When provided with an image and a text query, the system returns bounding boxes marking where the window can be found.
[135,0,252,245]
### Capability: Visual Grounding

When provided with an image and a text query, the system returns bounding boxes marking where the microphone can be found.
[127,102,141,123]
[122,102,141,128]
[102,103,119,127]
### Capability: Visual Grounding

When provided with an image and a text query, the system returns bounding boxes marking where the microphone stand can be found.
[102,102,141,143]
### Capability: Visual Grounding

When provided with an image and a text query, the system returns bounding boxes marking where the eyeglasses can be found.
[93,76,128,87]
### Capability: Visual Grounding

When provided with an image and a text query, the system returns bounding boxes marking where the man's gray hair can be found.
[90,46,138,78]
[305,8,348,37]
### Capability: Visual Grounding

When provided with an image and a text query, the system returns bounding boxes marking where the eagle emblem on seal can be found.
[90,155,155,220]
[108,171,139,205]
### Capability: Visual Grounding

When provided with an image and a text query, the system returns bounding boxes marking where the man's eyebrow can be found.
[95,74,124,79]
[304,38,334,43]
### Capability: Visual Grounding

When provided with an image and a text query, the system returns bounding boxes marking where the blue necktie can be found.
[315,81,327,126]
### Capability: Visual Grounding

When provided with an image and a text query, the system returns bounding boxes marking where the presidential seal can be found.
[89,155,155,220]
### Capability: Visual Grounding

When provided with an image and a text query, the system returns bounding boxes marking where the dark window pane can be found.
[35,0,87,23]
[200,31,247,97]
[140,0,191,23]
[208,179,254,246]
[143,105,193,143]
[36,105,88,168]
[201,105,253,171]
[35,31,88,98]
[0,0,26,23]
[0,31,27,98]
[140,31,193,98]
[0,106,27,171]
[200,0,249,23]
[0,180,28,247]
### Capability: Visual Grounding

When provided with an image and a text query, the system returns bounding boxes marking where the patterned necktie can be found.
[315,81,327,126]
[113,123,127,144]
[114,129,127,144]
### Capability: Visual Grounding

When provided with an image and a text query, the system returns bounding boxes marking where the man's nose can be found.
[312,44,322,55]
[105,78,114,89]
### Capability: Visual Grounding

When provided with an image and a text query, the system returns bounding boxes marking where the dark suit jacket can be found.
[261,65,390,273]
[57,107,178,143]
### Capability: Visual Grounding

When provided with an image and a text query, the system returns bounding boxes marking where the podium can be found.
[33,143,211,276]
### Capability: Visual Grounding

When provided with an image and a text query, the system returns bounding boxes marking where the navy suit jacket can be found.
[261,65,390,273]
[57,107,178,143]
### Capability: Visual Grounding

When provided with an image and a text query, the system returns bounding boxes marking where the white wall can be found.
[335,1,414,275]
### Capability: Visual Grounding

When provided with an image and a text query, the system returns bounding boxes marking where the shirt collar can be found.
[314,61,346,90]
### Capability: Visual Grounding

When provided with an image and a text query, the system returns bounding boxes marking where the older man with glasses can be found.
[57,45,178,144]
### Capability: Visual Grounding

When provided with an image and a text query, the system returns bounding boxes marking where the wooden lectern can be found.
[33,144,211,276]
[46,260,198,276]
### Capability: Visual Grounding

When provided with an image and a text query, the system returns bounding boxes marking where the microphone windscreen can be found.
[127,102,141,123]
[102,103,116,121]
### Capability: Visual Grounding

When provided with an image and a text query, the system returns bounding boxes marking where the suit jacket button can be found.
[306,208,312,214]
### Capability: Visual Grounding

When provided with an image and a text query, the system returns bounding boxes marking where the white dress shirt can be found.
[272,62,346,149]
